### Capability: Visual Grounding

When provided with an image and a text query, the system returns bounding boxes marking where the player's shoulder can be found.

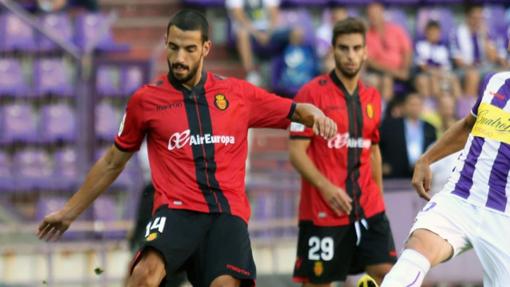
[300,74,332,91]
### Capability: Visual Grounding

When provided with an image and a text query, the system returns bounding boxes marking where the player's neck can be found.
[334,69,359,95]
[182,70,204,90]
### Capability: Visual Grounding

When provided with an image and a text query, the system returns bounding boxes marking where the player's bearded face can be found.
[333,34,366,79]
[165,26,210,84]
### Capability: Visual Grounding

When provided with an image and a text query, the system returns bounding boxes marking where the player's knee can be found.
[209,275,241,287]
[128,264,160,287]
[406,229,451,266]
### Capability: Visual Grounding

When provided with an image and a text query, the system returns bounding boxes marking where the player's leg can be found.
[381,193,471,287]
[293,221,355,286]
[354,213,397,285]
[128,248,166,287]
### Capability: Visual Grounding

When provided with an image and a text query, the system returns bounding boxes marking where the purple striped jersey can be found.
[442,72,510,214]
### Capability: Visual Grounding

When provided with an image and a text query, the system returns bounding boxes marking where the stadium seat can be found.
[0,12,36,52]
[52,147,79,190]
[122,65,144,96]
[280,0,329,7]
[416,7,455,42]
[96,65,121,97]
[93,196,126,239]
[95,101,120,141]
[422,0,462,3]
[0,58,29,96]
[74,13,128,53]
[182,0,225,7]
[33,58,74,97]
[2,103,38,143]
[37,13,73,52]
[39,103,77,143]
[0,152,13,191]
[13,149,53,190]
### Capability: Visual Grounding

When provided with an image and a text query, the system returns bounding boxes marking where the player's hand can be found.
[312,115,337,140]
[412,158,432,201]
[319,182,352,216]
[37,210,73,241]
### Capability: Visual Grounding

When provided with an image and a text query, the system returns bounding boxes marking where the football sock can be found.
[380,249,431,287]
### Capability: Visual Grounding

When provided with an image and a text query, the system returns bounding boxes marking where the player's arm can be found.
[370,144,384,194]
[289,139,352,215]
[412,114,476,200]
[37,145,133,241]
[291,103,337,139]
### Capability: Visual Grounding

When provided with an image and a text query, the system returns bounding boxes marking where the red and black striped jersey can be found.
[115,72,295,223]
[290,71,384,226]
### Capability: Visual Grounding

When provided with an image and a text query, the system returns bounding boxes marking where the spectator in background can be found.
[35,0,98,12]
[450,4,507,117]
[415,20,461,107]
[226,0,300,86]
[316,6,349,72]
[365,1,412,103]
[380,93,436,178]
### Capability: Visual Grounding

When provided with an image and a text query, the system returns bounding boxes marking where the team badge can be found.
[366,103,374,119]
[146,232,158,241]
[214,94,229,110]
[313,261,323,277]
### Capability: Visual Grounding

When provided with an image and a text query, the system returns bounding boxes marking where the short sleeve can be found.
[472,73,494,117]
[289,85,314,139]
[371,89,382,144]
[245,81,295,129]
[114,91,147,152]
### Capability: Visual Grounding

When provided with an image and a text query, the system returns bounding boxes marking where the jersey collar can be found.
[329,70,363,98]
[167,70,208,92]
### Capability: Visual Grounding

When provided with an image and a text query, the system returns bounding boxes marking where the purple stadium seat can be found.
[33,58,74,97]
[39,103,76,143]
[329,0,375,5]
[0,13,36,52]
[37,13,73,52]
[95,101,120,140]
[422,0,462,3]
[96,65,121,96]
[385,8,411,35]
[93,196,125,239]
[2,103,38,143]
[484,6,507,41]
[416,7,456,42]
[52,148,79,190]
[280,0,328,7]
[122,65,144,96]
[74,13,128,53]
[0,152,13,191]
[0,58,29,96]
[13,149,53,190]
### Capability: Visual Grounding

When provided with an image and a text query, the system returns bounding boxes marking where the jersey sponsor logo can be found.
[327,133,371,149]
[366,103,374,119]
[214,94,229,110]
[118,113,126,136]
[168,129,236,151]
[472,103,510,144]
[313,261,324,276]
[290,122,306,132]
[156,102,183,111]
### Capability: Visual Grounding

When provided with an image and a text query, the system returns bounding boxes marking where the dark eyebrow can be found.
[167,41,197,50]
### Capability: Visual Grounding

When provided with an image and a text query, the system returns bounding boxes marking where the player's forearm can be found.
[291,103,323,128]
[289,143,332,190]
[370,145,384,193]
[419,116,473,165]
[62,149,129,220]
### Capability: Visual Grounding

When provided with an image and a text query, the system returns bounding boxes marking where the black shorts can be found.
[293,212,397,284]
[130,207,256,287]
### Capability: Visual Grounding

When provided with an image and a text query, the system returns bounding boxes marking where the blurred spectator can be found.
[316,6,349,72]
[365,1,412,102]
[450,4,507,116]
[415,20,462,105]
[31,0,98,13]
[380,93,436,178]
[226,0,306,87]
[423,94,458,138]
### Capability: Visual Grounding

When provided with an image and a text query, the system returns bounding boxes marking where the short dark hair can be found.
[464,2,483,15]
[167,9,209,42]
[332,17,366,46]
[425,20,440,30]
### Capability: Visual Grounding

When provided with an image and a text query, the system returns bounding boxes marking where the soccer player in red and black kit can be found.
[36,9,337,287]
[290,17,396,286]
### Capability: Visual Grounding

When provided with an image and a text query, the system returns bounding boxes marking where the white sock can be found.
[380,249,431,287]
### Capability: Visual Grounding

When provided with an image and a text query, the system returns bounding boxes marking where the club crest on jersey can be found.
[366,103,374,119]
[214,94,229,110]
[314,261,324,276]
